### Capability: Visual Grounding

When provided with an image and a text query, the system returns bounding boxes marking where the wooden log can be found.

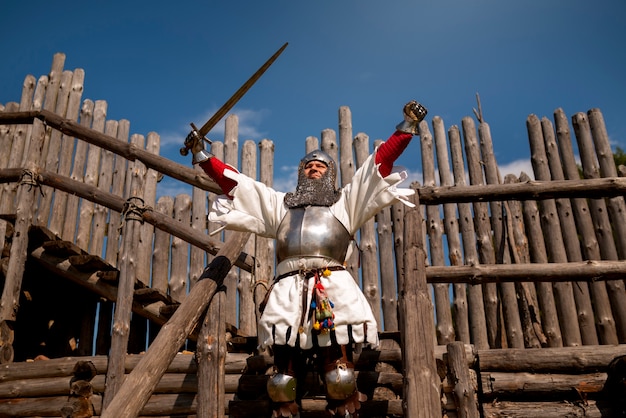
[36,69,73,228]
[103,118,130,269]
[254,139,275,329]
[482,400,604,417]
[76,100,107,251]
[432,118,463,344]
[62,99,94,242]
[102,134,146,408]
[519,171,562,347]
[479,120,524,349]
[196,279,227,417]
[478,344,626,372]
[588,108,626,260]
[190,164,208,290]
[373,138,399,332]
[573,112,626,342]
[354,132,383,328]
[422,121,454,345]
[151,196,174,294]
[0,352,251,382]
[446,341,479,418]
[137,131,160,285]
[0,101,18,265]
[0,77,35,213]
[48,69,85,236]
[228,398,404,418]
[528,114,582,347]
[89,119,118,260]
[99,231,251,418]
[481,370,606,398]
[0,70,53,330]
[449,124,488,349]
[339,107,361,287]
[502,175,544,348]
[170,193,192,302]
[223,115,240,328]
[554,108,618,345]
[399,179,441,417]
[541,116,597,345]
[462,117,500,349]
[585,110,626,342]
[441,121,469,344]
[238,140,257,336]
[0,373,244,399]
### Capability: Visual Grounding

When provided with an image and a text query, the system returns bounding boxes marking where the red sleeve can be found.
[375,131,414,177]
[198,157,239,197]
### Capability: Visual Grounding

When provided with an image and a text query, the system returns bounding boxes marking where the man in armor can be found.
[189,100,426,417]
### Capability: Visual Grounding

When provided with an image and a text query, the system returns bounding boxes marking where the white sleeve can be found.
[332,152,415,234]
[208,170,286,238]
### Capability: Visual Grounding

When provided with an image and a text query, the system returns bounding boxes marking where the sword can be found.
[180,42,289,156]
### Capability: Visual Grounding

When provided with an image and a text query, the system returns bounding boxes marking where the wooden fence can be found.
[2,52,626,416]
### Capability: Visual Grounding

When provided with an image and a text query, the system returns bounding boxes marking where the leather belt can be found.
[275,265,345,282]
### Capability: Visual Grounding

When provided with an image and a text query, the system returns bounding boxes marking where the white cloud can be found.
[497,159,535,181]
[273,165,298,192]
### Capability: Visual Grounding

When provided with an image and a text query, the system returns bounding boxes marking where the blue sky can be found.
[1,1,625,196]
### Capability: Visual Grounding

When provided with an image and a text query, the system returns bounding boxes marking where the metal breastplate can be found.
[276,206,351,264]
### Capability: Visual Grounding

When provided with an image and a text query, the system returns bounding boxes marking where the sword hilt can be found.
[180,123,212,156]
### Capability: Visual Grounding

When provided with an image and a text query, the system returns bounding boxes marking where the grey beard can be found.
[284,175,341,208]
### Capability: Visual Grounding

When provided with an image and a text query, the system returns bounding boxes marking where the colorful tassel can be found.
[311,270,335,334]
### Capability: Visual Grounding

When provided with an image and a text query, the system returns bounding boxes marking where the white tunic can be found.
[209,152,414,350]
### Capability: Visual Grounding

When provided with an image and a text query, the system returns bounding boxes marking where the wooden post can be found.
[354,132,383,328]
[100,231,251,418]
[527,114,582,347]
[462,117,500,348]
[0,54,64,362]
[446,341,480,418]
[196,283,227,418]
[399,179,441,417]
[433,117,469,343]
[102,134,146,408]
[448,125,488,348]
[421,119,455,345]
[554,108,618,345]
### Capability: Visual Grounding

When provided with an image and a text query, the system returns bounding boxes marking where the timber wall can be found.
[1,53,626,417]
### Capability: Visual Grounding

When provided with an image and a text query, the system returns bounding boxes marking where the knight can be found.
[189,100,427,417]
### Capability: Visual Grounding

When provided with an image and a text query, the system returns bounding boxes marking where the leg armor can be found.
[321,346,367,417]
[268,345,301,417]
[267,373,297,402]
[325,361,357,400]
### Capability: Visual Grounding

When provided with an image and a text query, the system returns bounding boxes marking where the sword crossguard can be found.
[180,123,212,156]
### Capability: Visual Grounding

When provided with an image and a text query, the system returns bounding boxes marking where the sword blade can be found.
[195,42,288,137]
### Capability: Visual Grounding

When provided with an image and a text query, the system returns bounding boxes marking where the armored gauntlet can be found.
[181,130,213,164]
[396,100,428,135]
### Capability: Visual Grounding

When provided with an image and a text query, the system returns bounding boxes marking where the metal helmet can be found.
[297,149,337,186]
[301,149,334,168]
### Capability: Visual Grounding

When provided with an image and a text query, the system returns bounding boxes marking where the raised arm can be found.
[375,100,427,177]
[189,136,238,197]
